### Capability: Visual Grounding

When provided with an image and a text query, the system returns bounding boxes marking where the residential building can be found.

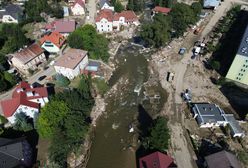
[204,150,242,168]
[99,0,114,11]
[0,4,23,23]
[96,9,139,33]
[71,0,85,16]
[8,43,46,75]
[63,6,69,17]
[54,48,89,79]
[0,81,49,124]
[39,31,66,53]
[203,0,220,9]
[44,19,76,36]
[152,6,171,15]
[226,24,248,86]
[192,103,245,137]
[0,137,33,168]
[139,151,177,168]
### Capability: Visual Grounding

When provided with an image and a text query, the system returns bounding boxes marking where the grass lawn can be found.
[69,76,81,88]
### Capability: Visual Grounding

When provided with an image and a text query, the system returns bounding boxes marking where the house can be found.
[39,31,66,53]
[152,6,171,15]
[203,0,220,9]
[8,43,46,75]
[192,103,245,137]
[0,4,23,23]
[226,24,248,86]
[96,9,139,33]
[204,150,242,168]
[0,81,49,124]
[44,19,76,36]
[99,0,114,11]
[139,151,177,168]
[113,10,139,31]
[54,48,89,79]
[96,9,114,33]
[0,137,33,168]
[71,0,85,16]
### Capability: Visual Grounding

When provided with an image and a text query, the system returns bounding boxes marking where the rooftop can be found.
[40,31,66,48]
[45,19,76,33]
[153,6,171,14]
[113,10,138,22]
[54,48,88,69]
[237,24,248,57]
[99,0,110,8]
[72,0,85,8]
[205,150,241,168]
[9,43,44,64]
[224,115,244,136]
[139,151,176,168]
[0,4,23,20]
[0,81,48,117]
[203,0,220,8]
[95,9,113,22]
[193,103,226,124]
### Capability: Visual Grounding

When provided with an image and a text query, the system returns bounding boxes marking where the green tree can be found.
[140,13,171,47]
[4,71,16,86]
[127,0,134,10]
[209,60,220,70]
[143,117,170,151]
[114,0,124,12]
[170,3,197,37]
[154,0,174,8]
[13,112,33,132]
[191,2,202,16]
[37,101,69,138]
[68,25,109,62]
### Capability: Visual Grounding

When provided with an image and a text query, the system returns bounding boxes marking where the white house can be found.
[8,43,46,75]
[71,0,85,16]
[0,4,23,23]
[0,81,49,124]
[96,10,139,33]
[39,31,66,53]
[99,0,114,11]
[54,48,89,80]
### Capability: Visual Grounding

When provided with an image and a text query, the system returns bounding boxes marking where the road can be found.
[86,0,97,25]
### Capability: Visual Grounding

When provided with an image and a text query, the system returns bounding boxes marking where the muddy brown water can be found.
[86,44,167,168]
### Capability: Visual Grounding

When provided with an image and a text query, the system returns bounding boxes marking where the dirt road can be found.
[86,0,97,25]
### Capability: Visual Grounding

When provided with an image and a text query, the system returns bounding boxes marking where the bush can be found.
[0,115,8,124]
[93,78,109,96]
[55,74,70,87]
[209,60,220,70]
[13,112,33,132]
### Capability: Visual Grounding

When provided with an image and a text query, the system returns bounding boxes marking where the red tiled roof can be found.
[1,92,39,117]
[73,0,85,8]
[113,10,138,22]
[1,81,48,117]
[95,9,113,22]
[139,152,175,168]
[9,43,44,64]
[39,31,66,48]
[153,6,171,14]
[45,20,76,33]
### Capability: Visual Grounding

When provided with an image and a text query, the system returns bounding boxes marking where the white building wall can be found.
[29,97,49,107]
[7,105,39,124]
[2,15,18,23]
[96,18,113,33]
[71,4,85,15]
[41,43,60,53]
[101,3,114,11]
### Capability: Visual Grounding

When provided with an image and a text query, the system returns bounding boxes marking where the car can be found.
[38,75,47,81]
[179,48,186,55]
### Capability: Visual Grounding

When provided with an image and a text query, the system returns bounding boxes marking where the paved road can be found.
[86,0,97,25]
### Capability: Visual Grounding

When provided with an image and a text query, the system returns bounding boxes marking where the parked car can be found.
[38,75,47,81]
[179,48,186,55]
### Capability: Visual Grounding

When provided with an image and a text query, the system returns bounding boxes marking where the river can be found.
[86,43,167,168]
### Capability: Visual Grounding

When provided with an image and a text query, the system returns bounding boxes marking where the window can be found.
[101,25,103,27]
[243,64,246,67]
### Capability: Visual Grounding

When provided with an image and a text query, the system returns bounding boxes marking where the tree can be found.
[170,3,197,37]
[37,101,69,138]
[4,71,16,86]
[68,25,109,62]
[143,117,170,151]
[140,13,171,47]
[153,0,175,8]
[13,112,33,132]
[50,2,63,18]
[114,0,124,12]
[191,2,202,16]
[209,60,220,70]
